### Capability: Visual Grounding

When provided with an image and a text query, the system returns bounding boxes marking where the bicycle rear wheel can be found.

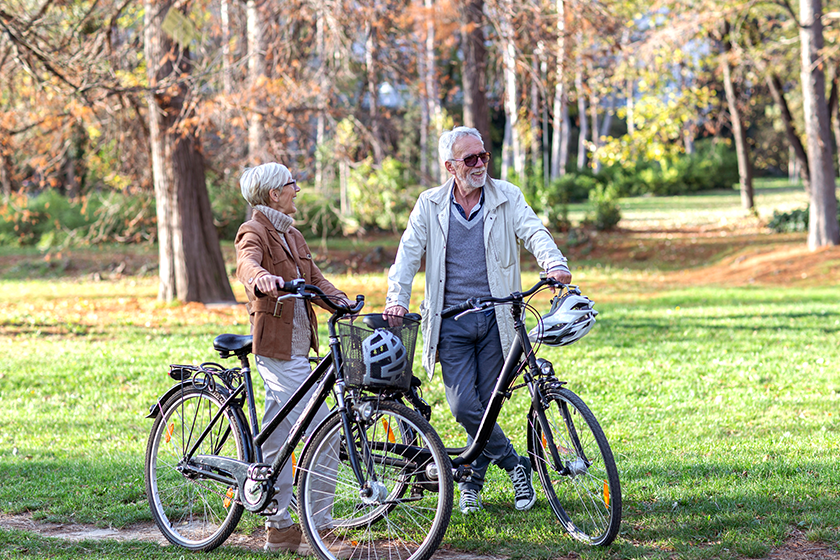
[297,400,453,560]
[145,385,249,551]
[528,387,621,546]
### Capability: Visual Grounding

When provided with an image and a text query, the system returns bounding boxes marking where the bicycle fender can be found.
[146,383,188,419]
[144,381,237,419]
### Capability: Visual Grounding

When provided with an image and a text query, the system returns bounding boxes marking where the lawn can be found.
[1,181,839,559]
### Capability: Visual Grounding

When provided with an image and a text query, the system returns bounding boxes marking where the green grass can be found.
[2,182,839,558]
[566,178,809,227]
[2,277,839,559]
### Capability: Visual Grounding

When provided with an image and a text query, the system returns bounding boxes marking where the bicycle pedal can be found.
[248,463,273,481]
[260,505,279,516]
[452,464,474,484]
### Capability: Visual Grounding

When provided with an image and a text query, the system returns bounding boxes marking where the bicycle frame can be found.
[448,290,566,476]
[157,286,391,514]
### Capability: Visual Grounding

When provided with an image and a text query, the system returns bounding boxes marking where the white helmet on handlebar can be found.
[528,288,598,347]
[362,329,408,386]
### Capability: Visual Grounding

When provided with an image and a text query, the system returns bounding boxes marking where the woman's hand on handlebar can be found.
[383,304,408,327]
[254,274,285,298]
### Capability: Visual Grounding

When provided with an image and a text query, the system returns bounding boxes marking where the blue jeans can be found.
[438,310,520,492]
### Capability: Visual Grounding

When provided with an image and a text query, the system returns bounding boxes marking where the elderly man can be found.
[384,126,572,514]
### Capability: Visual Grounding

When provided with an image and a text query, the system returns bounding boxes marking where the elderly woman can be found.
[235,162,347,555]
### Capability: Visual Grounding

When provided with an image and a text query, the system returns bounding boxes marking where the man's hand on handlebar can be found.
[383,304,408,327]
[547,268,572,292]
[254,274,285,298]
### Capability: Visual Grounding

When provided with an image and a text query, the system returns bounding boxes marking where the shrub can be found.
[599,139,739,197]
[536,172,598,230]
[294,190,342,239]
[586,183,622,231]
[208,172,248,241]
[347,157,423,233]
[767,205,840,233]
[0,190,156,247]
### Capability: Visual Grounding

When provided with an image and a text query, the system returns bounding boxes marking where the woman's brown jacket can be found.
[235,210,346,360]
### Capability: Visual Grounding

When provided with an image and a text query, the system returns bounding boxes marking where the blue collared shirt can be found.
[451,187,485,221]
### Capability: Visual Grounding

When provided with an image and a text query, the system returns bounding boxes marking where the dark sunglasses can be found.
[452,152,491,167]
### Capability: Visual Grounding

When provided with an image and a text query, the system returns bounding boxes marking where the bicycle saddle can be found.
[213,334,253,358]
[362,313,421,330]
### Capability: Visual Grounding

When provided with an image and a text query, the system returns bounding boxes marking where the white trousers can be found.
[255,354,336,529]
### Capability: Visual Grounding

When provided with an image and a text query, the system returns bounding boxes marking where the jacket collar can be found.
[431,176,504,212]
[253,209,300,264]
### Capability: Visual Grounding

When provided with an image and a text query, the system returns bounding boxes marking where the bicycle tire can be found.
[297,400,453,560]
[145,385,249,551]
[528,387,621,546]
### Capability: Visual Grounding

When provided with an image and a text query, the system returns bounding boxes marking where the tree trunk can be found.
[540,48,550,188]
[766,72,811,194]
[1,152,12,198]
[247,0,267,165]
[589,69,600,174]
[720,38,754,211]
[828,69,840,174]
[500,0,520,181]
[575,57,587,171]
[144,0,235,304]
[221,0,232,95]
[550,0,568,180]
[425,0,442,181]
[799,0,840,248]
[315,6,326,192]
[530,45,541,186]
[365,21,384,164]
[460,0,491,154]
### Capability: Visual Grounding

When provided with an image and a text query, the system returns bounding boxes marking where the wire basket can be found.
[337,314,420,392]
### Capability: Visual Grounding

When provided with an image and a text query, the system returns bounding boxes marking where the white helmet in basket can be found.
[528,288,598,347]
[362,329,408,386]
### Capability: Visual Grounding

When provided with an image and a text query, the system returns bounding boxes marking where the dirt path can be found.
[0,512,507,559]
[1,512,838,559]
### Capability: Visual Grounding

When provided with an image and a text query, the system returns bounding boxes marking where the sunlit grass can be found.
[1,181,838,558]
[2,263,839,559]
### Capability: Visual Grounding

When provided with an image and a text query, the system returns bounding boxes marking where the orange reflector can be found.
[383,419,396,443]
[541,433,547,448]
[165,423,174,443]
[603,481,610,507]
[292,451,297,476]
[224,487,235,508]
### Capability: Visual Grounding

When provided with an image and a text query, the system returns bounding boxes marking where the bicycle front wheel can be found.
[145,385,249,551]
[298,400,453,560]
[528,387,621,546]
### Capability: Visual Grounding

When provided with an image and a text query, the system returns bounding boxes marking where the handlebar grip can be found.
[254,278,303,298]
[441,299,475,319]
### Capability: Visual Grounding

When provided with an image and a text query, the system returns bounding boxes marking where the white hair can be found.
[239,163,292,207]
[438,126,483,165]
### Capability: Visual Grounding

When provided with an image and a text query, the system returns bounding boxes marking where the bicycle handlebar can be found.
[440,276,566,319]
[255,278,365,315]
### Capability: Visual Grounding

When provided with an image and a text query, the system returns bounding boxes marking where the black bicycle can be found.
[144,279,453,560]
[431,275,622,546]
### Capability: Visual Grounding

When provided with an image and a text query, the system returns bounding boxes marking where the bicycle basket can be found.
[337,314,420,392]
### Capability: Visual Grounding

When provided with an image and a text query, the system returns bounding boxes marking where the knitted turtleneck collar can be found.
[255,205,294,233]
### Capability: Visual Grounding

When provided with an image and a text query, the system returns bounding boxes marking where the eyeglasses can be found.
[452,152,491,167]
[282,180,297,189]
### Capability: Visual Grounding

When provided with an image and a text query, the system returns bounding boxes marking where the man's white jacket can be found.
[386,176,569,378]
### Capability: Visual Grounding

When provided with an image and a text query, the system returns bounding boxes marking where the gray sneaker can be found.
[508,456,536,511]
[458,487,483,514]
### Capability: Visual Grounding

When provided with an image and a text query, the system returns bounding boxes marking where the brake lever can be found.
[454,302,490,321]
